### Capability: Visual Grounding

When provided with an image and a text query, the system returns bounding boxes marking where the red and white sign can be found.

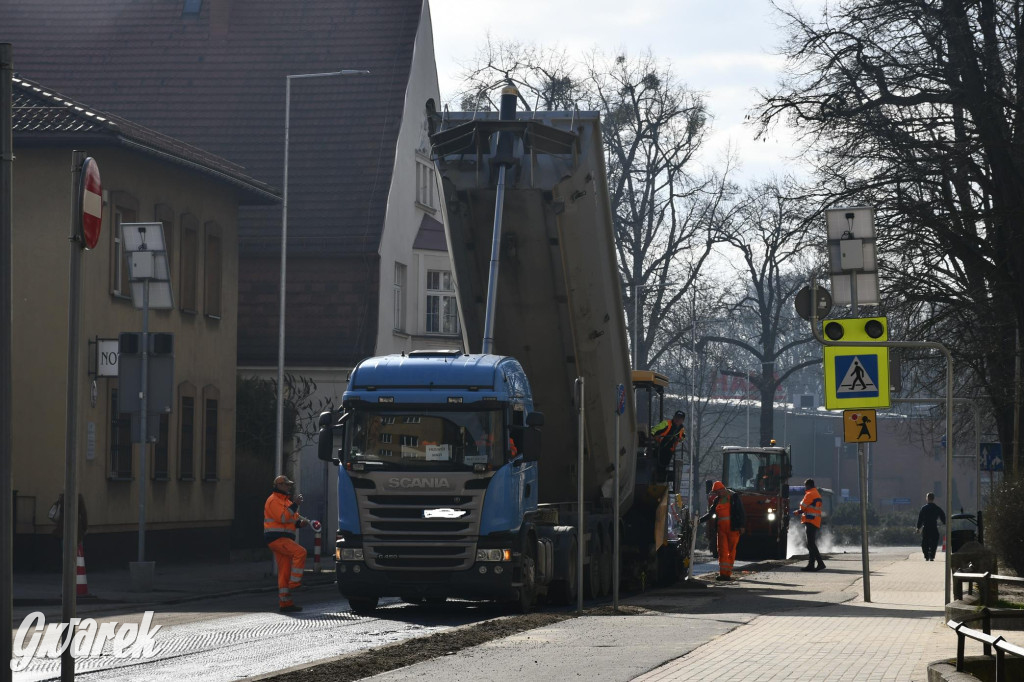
[79,157,102,250]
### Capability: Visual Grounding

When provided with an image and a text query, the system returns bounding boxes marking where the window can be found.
[400,435,419,447]
[182,0,202,15]
[393,262,407,332]
[202,385,220,481]
[154,414,170,480]
[109,389,132,479]
[179,214,198,313]
[416,158,436,210]
[109,193,138,298]
[179,384,196,481]
[426,270,459,335]
[204,221,222,319]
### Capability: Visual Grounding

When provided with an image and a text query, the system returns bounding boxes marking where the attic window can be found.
[183,0,202,16]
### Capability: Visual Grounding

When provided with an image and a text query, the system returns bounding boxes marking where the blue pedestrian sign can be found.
[834,355,880,399]
[980,443,1003,472]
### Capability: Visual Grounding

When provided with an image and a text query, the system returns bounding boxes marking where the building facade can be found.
[11,77,278,568]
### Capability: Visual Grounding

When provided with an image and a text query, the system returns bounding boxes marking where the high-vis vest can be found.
[264,491,301,542]
[651,420,685,448]
[799,487,823,528]
[714,491,732,524]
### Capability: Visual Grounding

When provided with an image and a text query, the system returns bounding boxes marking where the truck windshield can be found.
[345,409,507,470]
[723,451,785,494]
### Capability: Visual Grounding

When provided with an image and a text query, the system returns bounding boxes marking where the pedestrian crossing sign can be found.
[823,318,890,409]
[843,409,877,443]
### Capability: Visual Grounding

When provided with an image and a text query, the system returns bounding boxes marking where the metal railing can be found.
[952,571,1024,603]
[946,612,1024,680]
[947,571,1024,680]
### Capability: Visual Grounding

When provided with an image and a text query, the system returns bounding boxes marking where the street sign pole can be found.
[1,42,14,682]
[810,277,955,604]
[850,296,872,603]
[613,383,623,611]
[61,149,86,682]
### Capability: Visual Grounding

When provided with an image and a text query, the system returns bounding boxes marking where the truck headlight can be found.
[768,512,776,521]
[340,548,364,561]
[476,548,511,562]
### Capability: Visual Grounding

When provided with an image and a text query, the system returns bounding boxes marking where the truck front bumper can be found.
[336,561,520,601]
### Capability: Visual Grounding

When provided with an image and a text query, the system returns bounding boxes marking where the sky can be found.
[428,0,823,182]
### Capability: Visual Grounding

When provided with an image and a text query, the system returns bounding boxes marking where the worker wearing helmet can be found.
[794,478,826,571]
[265,475,310,612]
[699,480,745,580]
[650,410,686,471]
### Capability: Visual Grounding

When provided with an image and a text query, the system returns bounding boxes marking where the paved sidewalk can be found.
[366,548,969,682]
[638,551,953,681]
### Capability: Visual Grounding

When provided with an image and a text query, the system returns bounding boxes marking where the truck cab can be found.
[721,444,792,559]
[317,350,545,613]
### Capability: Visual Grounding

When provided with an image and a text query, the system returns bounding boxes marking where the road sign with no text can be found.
[980,443,1003,472]
[843,409,877,443]
[78,157,102,249]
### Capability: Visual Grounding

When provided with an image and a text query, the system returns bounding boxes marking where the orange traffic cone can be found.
[76,542,90,596]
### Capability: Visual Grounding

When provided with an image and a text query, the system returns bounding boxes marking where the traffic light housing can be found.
[117,332,175,416]
[822,317,890,410]
[822,316,887,343]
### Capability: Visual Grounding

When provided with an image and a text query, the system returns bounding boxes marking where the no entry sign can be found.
[79,157,102,249]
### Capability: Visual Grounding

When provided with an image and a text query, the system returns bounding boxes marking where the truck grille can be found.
[354,473,484,571]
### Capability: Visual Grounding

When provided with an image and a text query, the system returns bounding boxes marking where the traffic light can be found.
[822,317,890,410]
[822,317,887,343]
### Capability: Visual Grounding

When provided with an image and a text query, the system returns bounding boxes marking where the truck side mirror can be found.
[317,411,347,465]
[522,426,541,462]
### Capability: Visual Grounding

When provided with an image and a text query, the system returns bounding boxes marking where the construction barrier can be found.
[76,542,89,596]
[312,520,322,572]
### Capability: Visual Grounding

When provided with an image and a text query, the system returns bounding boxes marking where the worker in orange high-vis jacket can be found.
[265,475,310,612]
[699,480,745,581]
[794,478,826,572]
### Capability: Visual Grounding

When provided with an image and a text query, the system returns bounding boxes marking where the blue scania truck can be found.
[317,88,691,613]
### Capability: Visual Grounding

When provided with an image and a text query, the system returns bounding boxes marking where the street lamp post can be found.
[275,69,369,478]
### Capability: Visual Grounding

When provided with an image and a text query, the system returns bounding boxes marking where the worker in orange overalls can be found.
[699,480,745,581]
[264,475,310,612]
[794,478,826,572]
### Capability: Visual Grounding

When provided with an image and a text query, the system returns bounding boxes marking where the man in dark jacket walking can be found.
[916,492,946,561]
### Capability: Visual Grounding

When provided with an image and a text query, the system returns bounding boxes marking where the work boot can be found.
[800,565,815,572]
[814,563,826,571]
[715,574,732,581]
[279,604,303,613]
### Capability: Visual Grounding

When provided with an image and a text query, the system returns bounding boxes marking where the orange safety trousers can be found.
[717,519,741,577]
[268,537,307,607]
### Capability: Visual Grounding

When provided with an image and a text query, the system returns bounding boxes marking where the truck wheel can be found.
[513,543,537,613]
[774,535,788,560]
[348,596,379,615]
[550,536,578,606]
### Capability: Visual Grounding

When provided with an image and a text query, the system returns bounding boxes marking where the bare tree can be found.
[452,43,736,371]
[700,179,823,446]
[754,0,1024,470]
